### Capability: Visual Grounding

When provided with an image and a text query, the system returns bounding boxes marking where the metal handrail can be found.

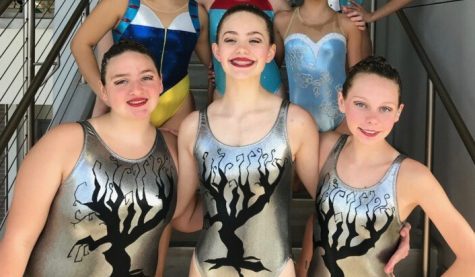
[396,10,475,163]
[0,0,88,153]
[0,0,15,15]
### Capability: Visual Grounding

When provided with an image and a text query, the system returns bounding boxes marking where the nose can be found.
[129,80,144,95]
[235,42,250,54]
[365,111,379,125]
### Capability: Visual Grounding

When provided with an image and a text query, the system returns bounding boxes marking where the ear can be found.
[99,81,110,105]
[266,44,276,63]
[394,103,404,122]
[211,43,221,62]
[337,91,345,113]
[157,76,164,95]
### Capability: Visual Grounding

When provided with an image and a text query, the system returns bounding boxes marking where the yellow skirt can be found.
[150,75,190,127]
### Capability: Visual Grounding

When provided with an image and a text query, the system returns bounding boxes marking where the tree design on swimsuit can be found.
[68,156,174,277]
[315,174,395,277]
[200,148,287,277]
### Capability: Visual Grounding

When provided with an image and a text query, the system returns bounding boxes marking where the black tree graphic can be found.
[68,156,174,277]
[201,148,287,277]
[315,174,394,277]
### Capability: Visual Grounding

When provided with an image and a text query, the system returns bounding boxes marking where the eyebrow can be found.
[222,30,264,37]
[351,96,397,106]
[111,69,156,79]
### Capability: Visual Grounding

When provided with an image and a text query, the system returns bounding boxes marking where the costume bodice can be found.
[25,121,177,277]
[193,100,293,277]
[309,135,404,277]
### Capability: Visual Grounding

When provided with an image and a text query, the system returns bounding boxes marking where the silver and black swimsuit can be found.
[309,135,405,277]
[25,121,177,277]
[194,100,294,277]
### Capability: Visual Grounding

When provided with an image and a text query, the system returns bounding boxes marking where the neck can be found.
[221,76,268,113]
[299,0,332,22]
[100,113,155,141]
[344,136,393,164]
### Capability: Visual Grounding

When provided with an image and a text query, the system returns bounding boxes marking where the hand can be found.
[384,222,411,274]
[342,0,373,25]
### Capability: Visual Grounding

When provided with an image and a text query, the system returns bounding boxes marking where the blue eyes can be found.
[380,106,393,112]
[353,101,393,112]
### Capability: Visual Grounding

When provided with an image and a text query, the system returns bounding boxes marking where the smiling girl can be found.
[0,41,178,277]
[307,56,475,276]
[174,4,320,277]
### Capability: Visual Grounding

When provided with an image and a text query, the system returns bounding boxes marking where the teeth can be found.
[230,58,254,66]
[128,99,147,105]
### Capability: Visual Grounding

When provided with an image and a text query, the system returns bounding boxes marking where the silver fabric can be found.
[309,135,404,277]
[25,121,177,277]
[194,100,294,277]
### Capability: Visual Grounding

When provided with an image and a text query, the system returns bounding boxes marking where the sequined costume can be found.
[284,8,345,131]
[309,135,404,276]
[209,0,282,95]
[25,121,177,277]
[194,100,293,277]
[113,0,200,127]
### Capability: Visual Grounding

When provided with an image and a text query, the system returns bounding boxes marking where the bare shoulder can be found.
[287,103,317,130]
[98,0,128,16]
[196,0,213,10]
[37,123,83,149]
[398,157,437,191]
[319,131,341,168]
[178,110,201,149]
[270,0,291,13]
[274,10,293,32]
[23,122,84,178]
[180,110,200,133]
[197,2,208,24]
[337,12,359,35]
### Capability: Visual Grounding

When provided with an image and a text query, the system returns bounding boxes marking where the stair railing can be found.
[0,0,90,230]
[395,8,474,277]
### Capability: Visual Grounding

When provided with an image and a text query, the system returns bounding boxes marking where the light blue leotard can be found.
[284,10,346,131]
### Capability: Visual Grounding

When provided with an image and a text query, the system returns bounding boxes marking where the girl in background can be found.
[275,0,370,132]
[72,0,211,133]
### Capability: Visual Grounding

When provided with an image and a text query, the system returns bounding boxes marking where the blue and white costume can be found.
[113,0,200,126]
[284,8,346,131]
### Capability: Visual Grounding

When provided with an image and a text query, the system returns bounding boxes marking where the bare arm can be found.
[155,224,172,277]
[194,4,213,103]
[287,104,320,199]
[343,0,412,23]
[70,0,126,96]
[171,112,203,232]
[398,160,475,276]
[339,14,368,68]
[273,11,290,66]
[0,124,83,276]
[296,214,315,277]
